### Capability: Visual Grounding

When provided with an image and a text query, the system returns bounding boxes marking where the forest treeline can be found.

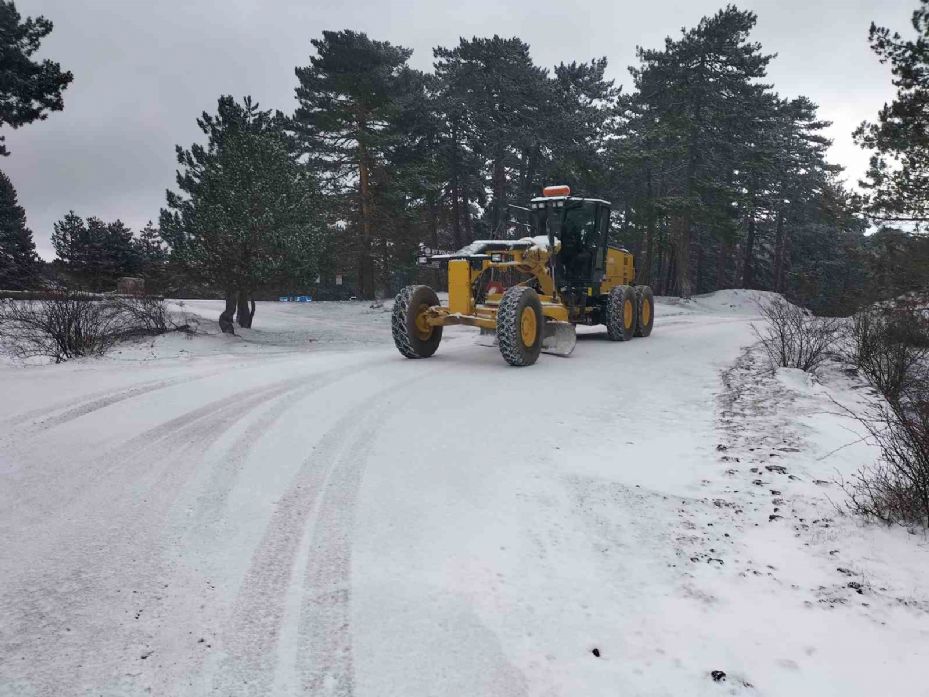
[3,2,929,321]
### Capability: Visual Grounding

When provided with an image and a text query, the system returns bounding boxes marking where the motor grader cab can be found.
[392,185,654,366]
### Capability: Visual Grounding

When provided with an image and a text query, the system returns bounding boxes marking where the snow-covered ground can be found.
[1,290,927,696]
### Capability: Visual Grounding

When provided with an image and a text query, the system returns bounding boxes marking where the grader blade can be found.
[541,321,576,357]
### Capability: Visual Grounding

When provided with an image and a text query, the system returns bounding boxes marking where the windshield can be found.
[531,200,598,250]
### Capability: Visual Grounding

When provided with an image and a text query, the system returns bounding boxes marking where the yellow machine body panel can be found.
[423,193,639,333]
[447,259,473,315]
[396,187,654,366]
[601,247,635,292]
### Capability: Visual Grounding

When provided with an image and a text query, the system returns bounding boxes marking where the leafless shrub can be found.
[0,293,183,363]
[840,300,929,527]
[842,399,929,527]
[0,294,123,362]
[752,296,840,373]
[846,308,929,403]
[112,295,171,335]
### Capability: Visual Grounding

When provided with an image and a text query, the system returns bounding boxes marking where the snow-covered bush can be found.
[752,296,840,373]
[0,293,178,363]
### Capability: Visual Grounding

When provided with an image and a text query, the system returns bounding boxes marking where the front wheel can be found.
[392,285,442,358]
[497,286,543,366]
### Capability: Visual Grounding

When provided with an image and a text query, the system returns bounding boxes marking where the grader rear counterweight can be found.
[392,186,654,367]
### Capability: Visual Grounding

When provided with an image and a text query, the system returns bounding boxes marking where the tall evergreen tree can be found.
[855,0,929,227]
[0,1,73,156]
[127,222,168,293]
[542,59,619,197]
[629,7,774,297]
[0,169,37,289]
[136,222,168,268]
[766,97,839,293]
[434,36,550,237]
[293,30,414,299]
[51,212,139,291]
[161,96,322,331]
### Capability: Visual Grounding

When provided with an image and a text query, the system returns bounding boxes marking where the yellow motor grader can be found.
[392,185,654,366]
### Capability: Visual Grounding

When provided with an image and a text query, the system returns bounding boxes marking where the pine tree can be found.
[135,221,168,286]
[433,36,550,237]
[0,169,37,289]
[0,1,73,156]
[767,97,838,294]
[629,7,774,297]
[161,96,322,331]
[51,212,139,291]
[607,9,857,305]
[543,59,619,196]
[136,222,166,264]
[293,30,414,299]
[855,0,929,227]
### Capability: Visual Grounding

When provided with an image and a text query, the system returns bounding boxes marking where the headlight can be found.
[490,253,504,263]
[417,256,429,265]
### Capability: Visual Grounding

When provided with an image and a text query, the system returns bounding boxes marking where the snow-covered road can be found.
[2,292,927,697]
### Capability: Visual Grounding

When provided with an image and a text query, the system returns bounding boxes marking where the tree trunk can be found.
[695,233,704,295]
[672,214,691,297]
[665,242,677,296]
[641,172,656,285]
[236,289,255,328]
[781,218,793,295]
[654,223,666,294]
[357,130,374,300]
[773,209,786,293]
[219,291,237,334]
[742,209,756,289]
[463,190,474,242]
[676,86,702,299]
[450,130,462,250]
[640,219,654,286]
[716,243,729,289]
[491,153,506,237]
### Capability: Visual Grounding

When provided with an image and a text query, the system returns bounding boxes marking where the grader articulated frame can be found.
[392,185,654,367]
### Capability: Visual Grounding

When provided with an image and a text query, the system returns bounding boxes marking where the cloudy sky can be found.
[6,0,917,259]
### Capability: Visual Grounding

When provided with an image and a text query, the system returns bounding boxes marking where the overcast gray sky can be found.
[5,0,917,259]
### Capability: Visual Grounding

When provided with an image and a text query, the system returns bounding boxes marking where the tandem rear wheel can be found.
[604,284,654,340]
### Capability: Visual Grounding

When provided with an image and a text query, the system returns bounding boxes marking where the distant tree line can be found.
[4,1,929,326]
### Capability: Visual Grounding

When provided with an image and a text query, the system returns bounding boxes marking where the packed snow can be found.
[1,289,927,696]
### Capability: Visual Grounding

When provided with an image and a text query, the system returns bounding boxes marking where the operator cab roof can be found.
[529,196,612,208]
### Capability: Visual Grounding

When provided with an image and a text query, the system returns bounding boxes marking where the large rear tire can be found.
[634,285,655,337]
[605,285,636,341]
[497,286,543,366]
[392,285,442,358]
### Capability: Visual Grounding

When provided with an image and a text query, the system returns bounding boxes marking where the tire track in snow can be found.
[210,405,385,696]
[295,416,383,696]
[0,375,333,696]
[191,366,369,533]
[211,368,432,696]
[4,350,316,436]
[0,375,308,521]
[3,370,220,433]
